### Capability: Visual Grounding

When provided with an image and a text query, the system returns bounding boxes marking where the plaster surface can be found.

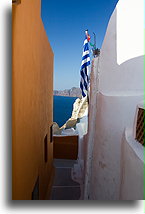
[120,128,144,200]
[83,0,144,200]
[12,0,54,199]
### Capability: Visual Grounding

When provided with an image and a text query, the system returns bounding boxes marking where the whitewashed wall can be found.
[117,0,144,65]
[84,0,144,200]
[86,91,143,199]
[120,128,144,200]
[99,0,144,92]
[71,116,88,199]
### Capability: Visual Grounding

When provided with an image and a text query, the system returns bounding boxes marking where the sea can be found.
[53,96,77,127]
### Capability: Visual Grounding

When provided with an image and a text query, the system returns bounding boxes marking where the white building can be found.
[72,0,144,200]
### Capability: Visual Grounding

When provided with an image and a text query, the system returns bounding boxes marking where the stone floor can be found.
[50,159,81,200]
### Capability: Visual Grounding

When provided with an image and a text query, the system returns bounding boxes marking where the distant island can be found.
[54,87,81,98]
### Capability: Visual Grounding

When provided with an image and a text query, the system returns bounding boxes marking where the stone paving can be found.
[50,159,80,200]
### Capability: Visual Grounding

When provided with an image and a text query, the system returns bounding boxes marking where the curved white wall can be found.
[87,91,143,199]
[120,128,144,200]
[117,0,144,65]
[99,0,144,92]
[84,0,144,200]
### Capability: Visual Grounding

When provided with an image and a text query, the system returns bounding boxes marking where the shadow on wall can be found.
[118,55,144,91]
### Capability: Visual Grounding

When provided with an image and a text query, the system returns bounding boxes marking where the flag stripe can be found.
[82,50,89,57]
[81,57,90,66]
[81,61,90,70]
[82,54,90,61]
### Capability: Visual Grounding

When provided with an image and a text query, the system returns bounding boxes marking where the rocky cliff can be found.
[53,96,88,134]
[54,87,81,98]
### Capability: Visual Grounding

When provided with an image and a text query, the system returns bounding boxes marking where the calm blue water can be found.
[53,96,77,127]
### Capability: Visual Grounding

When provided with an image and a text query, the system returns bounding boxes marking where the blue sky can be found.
[41,0,118,90]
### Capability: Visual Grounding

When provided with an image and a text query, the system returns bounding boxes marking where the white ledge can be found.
[100,90,144,97]
[124,127,144,163]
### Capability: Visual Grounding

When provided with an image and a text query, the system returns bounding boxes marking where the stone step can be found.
[51,186,80,200]
[50,159,80,200]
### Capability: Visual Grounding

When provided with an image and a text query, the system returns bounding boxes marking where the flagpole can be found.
[87,91,89,104]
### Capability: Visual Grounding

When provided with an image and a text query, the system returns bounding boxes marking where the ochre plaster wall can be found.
[12,0,54,200]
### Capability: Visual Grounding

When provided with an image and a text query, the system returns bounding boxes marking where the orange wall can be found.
[12,0,54,200]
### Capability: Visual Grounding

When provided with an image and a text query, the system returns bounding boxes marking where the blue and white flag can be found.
[80,32,91,97]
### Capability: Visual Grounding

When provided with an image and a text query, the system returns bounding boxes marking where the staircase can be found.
[50,159,81,200]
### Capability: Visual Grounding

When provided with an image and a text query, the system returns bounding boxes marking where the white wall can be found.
[117,0,144,65]
[99,0,144,92]
[83,0,144,200]
[71,116,88,199]
[86,91,143,199]
[120,128,144,200]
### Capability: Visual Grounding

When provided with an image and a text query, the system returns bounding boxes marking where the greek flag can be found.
[80,34,91,97]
